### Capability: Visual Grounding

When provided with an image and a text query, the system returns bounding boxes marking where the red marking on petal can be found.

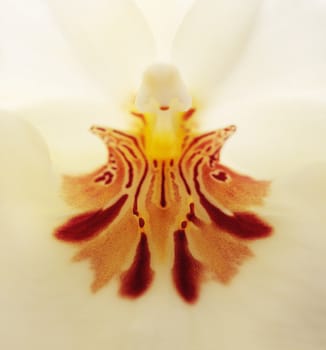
[95,127,106,132]
[139,217,145,228]
[172,230,203,304]
[120,233,154,298]
[94,170,114,185]
[186,203,201,226]
[160,106,170,111]
[117,149,133,188]
[57,123,274,303]
[181,221,187,229]
[55,195,128,242]
[122,145,137,159]
[179,131,216,195]
[194,161,272,239]
[212,171,227,182]
[160,161,167,207]
[183,108,196,121]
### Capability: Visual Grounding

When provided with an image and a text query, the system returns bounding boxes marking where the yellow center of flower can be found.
[134,63,192,159]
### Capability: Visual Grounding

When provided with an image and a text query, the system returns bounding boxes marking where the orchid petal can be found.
[47,0,155,104]
[201,97,326,178]
[0,112,57,212]
[171,0,261,104]
[274,162,326,218]
[14,98,131,174]
[134,0,195,58]
[0,0,100,107]
[1,184,325,350]
[1,1,326,349]
[209,0,326,108]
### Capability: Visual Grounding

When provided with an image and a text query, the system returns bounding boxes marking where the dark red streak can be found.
[94,171,113,185]
[112,130,141,146]
[208,149,221,167]
[172,230,203,304]
[55,194,128,242]
[133,159,148,215]
[193,160,272,239]
[112,131,148,216]
[131,111,145,124]
[117,149,133,188]
[188,151,201,163]
[122,144,137,159]
[188,140,212,158]
[178,158,191,195]
[160,161,167,207]
[186,203,202,226]
[119,233,154,298]
[178,131,216,195]
[139,217,145,228]
[183,108,196,121]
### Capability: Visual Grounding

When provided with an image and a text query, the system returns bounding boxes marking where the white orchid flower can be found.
[1,0,326,349]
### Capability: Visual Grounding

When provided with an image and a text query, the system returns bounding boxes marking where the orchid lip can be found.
[54,64,273,303]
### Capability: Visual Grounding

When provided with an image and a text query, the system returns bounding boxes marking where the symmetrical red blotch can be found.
[54,110,273,304]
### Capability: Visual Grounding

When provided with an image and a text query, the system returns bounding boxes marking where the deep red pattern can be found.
[172,230,203,303]
[193,161,272,239]
[119,233,154,298]
[54,109,273,304]
[55,195,128,242]
[160,161,167,207]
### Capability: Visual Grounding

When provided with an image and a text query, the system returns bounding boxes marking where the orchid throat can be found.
[134,63,192,159]
[54,64,273,304]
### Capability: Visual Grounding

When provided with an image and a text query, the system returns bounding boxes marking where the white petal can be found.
[134,0,196,58]
[0,111,57,211]
[171,0,261,103]
[14,98,131,174]
[47,0,155,102]
[206,0,326,109]
[202,97,326,178]
[274,162,326,218]
[0,0,100,107]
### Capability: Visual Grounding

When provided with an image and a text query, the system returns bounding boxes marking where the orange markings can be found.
[54,109,273,303]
